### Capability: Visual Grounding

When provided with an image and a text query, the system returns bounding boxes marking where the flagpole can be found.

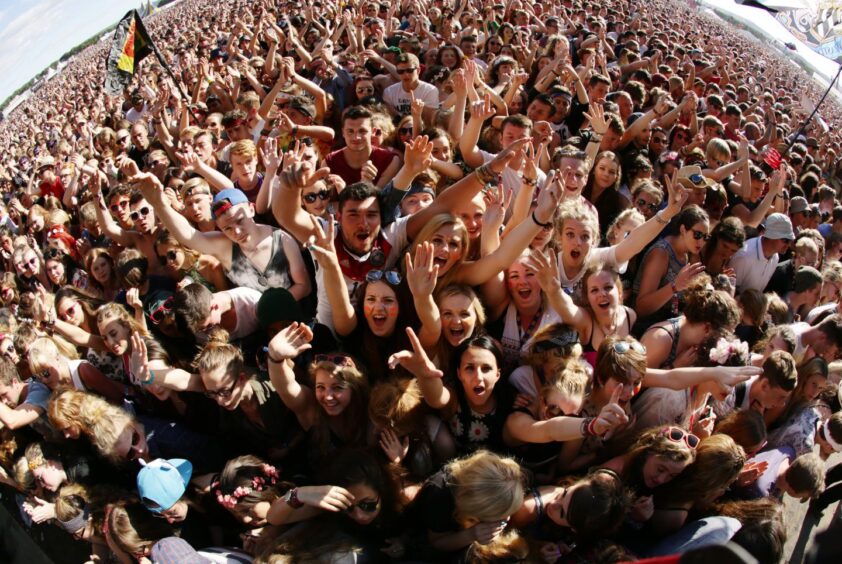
[146,39,201,124]
[783,64,842,156]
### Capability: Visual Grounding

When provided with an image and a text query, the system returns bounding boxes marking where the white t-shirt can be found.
[225,287,262,340]
[479,150,547,198]
[556,246,625,290]
[383,81,440,115]
[315,216,410,331]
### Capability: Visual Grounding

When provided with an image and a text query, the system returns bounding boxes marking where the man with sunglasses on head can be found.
[382,53,440,118]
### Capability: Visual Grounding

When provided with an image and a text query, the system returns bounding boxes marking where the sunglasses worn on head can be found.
[613,341,646,355]
[303,189,330,204]
[661,426,700,448]
[366,269,402,285]
[315,354,356,368]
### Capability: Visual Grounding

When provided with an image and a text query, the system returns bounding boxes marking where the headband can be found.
[57,506,90,534]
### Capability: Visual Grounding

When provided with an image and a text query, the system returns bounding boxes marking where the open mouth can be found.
[597,299,610,309]
[570,250,582,260]
[356,231,371,242]
[517,288,532,299]
[433,256,448,268]
[371,313,387,327]
[449,326,465,339]
[473,385,486,396]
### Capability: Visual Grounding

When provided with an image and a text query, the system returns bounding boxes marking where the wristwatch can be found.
[284,487,304,509]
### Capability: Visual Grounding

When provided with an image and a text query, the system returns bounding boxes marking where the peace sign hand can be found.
[662,169,688,219]
[307,215,339,268]
[387,327,443,379]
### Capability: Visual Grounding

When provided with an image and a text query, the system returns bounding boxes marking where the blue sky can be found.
[0,0,141,103]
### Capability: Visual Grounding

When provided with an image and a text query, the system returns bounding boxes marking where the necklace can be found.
[595,306,621,339]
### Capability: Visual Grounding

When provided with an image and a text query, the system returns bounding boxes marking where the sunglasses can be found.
[315,354,356,368]
[661,426,700,448]
[356,86,374,93]
[158,250,179,265]
[691,229,710,241]
[37,369,51,382]
[636,198,659,212]
[130,207,152,221]
[149,296,174,325]
[366,269,402,285]
[59,302,77,322]
[396,67,417,75]
[45,248,66,260]
[345,498,380,513]
[204,379,238,399]
[303,189,331,204]
[110,200,129,212]
[128,429,144,460]
[613,341,646,355]
[398,127,413,136]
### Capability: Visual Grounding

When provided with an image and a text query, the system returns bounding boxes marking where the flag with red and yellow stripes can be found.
[105,10,154,95]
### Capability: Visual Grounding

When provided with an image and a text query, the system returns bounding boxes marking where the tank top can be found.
[68,359,86,391]
[632,239,686,330]
[225,229,292,293]
[581,306,634,368]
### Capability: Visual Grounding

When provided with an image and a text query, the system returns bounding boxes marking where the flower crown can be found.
[708,337,749,365]
[214,464,279,509]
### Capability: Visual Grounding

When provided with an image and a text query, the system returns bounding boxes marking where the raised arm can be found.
[130,334,203,392]
[307,218,357,337]
[272,158,331,245]
[89,171,135,247]
[644,365,760,390]
[406,245,442,350]
[459,94,497,169]
[613,171,688,265]
[388,327,450,410]
[527,249,589,331]
[267,323,318,428]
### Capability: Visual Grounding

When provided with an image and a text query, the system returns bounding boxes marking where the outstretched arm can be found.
[388,328,450,410]
[267,323,318,429]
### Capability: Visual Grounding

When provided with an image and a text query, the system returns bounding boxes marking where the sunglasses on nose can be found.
[692,229,710,241]
[204,380,237,399]
[636,199,659,212]
[158,250,179,265]
[398,127,413,136]
[149,296,174,325]
[130,207,152,221]
[345,499,380,513]
[396,67,417,75]
[303,189,331,204]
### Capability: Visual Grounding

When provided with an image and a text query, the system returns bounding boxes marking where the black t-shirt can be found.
[415,469,458,534]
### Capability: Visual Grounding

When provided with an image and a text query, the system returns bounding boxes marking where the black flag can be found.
[104,10,153,95]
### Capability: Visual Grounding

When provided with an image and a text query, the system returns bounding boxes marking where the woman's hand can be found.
[379,427,410,464]
[388,327,443,379]
[23,496,56,524]
[661,169,689,220]
[527,249,561,295]
[673,262,705,292]
[708,365,761,387]
[402,135,434,178]
[488,136,531,174]
[472,520,508,545]
[267,321,313,361]
[534,170,561,225]
[672,345,698,368]
[259,136,282,174]
[593,384,630,435]
[296,485,355,511]
[126,288,143,312]
[482,183,512,233]
[584,103,608,136]
[630,495,655,522]
[405,243,439,300]
[129,332,150,385]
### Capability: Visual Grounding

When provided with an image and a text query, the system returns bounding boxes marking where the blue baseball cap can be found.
[137,458,193,513]
[211,188,249,219]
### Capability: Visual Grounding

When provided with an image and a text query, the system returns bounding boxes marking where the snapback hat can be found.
[137,458,193,514]
[211,188,249,219]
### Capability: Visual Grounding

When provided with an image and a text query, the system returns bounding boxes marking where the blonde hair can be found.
[96,302,148,338]
[436,285,487,326]
[48,389,136,463]
[27,337,62,379]
[541,361,589,402]
[448,450,524,524]
[554,199,600,244]
[229,139,258,161]
[412,214,470,291]
[705,138,731,163]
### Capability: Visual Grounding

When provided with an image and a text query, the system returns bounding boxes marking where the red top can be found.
[39,177,64,199]
[325,146,396,185]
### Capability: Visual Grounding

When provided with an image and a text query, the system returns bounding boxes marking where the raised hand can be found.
[126,287,143,311]
[129,331,150,385]
[662,169,689,218]
[296,485,354,511]
[482,183,513,232]
[259,137,282,174]
[405,243,439,299]
[526,250,561,294]
[469,93,496,122]
[593,384,630,435]
[410,91,425,121]
[488,136,531,174]
[585,103,608,135]
[387,327,443,378]
[402,135,434,177]
[267,321,313,361]
[673,262,706,292]
[534,171,561,225]
[379,427,410,464]
[279,159,331,192]
[117,154,142,181]
[307,215,339,268]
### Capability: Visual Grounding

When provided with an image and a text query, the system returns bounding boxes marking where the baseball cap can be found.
[790,196,809,215]
[137,458,193,514]
[762,213,795,240]
[211,188,249,219]
[288,96,315,119]
[150,537,210,564]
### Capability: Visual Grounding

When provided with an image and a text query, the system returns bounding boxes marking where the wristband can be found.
[284,487,304,509]
[531,211,553,229]
[141,370,155,386]
[654,211,669,225]
[291,125,299,138]
[267,354,285,364]
[523,177,538,187]
[584,417,597,436]
[474,164,497,185]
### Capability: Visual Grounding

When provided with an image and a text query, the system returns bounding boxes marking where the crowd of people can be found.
[1,0,842,562]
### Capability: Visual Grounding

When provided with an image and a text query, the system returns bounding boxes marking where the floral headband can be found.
[214,464,279,509]
[708,337,749,365]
